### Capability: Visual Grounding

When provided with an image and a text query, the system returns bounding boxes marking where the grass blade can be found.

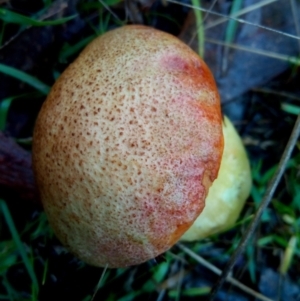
[0,93,41,131]
[279,236,297,275]
[225,0,244,43]
[0,8,76,26]
[0,64,50,94]
[59,35,95,63]
[0,97,13,131]
[191,0,204,57]
[0,199,39,294]
[281,103,300,115]
[222,0,244,72]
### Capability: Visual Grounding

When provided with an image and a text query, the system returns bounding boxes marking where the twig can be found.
[208,114,300,300]
[252,88,300,102]
[177,243,274,301]
[205,38,300,65]
[124,0,144,24]
[204,0,278,31]
[166,0,300,41]
[98,0,123,23]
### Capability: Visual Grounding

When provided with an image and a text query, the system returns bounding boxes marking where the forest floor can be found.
[0,1,299,300]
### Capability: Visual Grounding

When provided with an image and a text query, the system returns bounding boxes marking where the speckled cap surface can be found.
[32,25,223,268]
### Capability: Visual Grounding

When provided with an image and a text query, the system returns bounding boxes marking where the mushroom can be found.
[181,116,252,241]
[32,25,224,268]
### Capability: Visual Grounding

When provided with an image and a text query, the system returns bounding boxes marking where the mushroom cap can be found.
[181,116,252,241]
[32,25,223,268]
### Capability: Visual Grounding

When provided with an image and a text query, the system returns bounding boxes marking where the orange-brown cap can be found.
[32,25,223,268]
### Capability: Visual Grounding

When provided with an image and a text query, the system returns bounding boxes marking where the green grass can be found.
[0,200,39,299]
[0,64,50,95]
[0,8,76,27]
[0,93,41,131]
[249,152,300,269]
[222,0,244,72]
[191,0,205,57]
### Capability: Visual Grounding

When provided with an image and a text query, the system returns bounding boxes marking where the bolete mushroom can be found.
[32,25,224,268]
[181,116,252,241]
